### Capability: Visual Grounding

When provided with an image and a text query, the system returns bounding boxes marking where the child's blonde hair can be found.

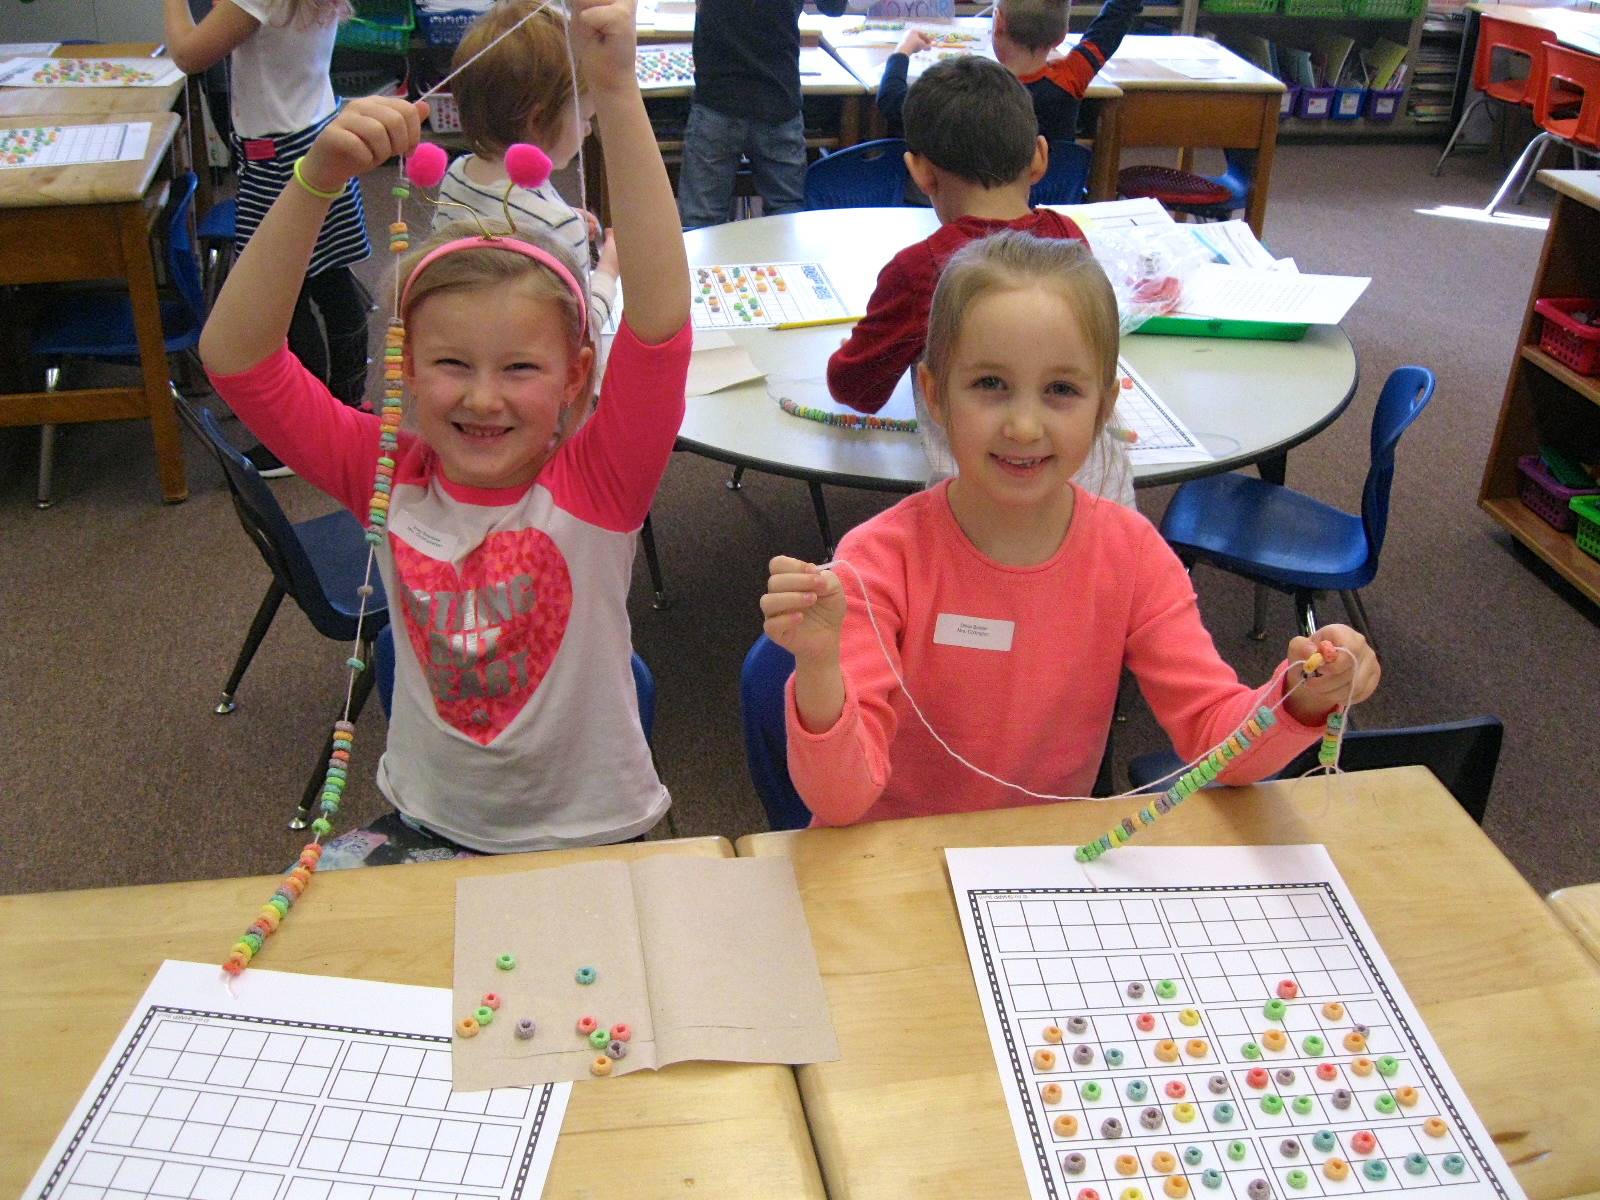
[925,230,1120,428]
[999,0,1072,51]
[397,220,596,408]
[453,0,578,159]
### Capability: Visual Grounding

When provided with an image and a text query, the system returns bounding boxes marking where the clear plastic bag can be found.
[1088,225,1216,333]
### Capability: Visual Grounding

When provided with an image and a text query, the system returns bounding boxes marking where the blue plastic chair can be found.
[30,171,207,507]
[177,398,390,827]
[374,624,657,745]
[804,138,910,210]
[197,196,237,306]
[1126,715,1503,825]
[1029,140,1094,207]
[1158,366,1437,642]
[739,636,812,832]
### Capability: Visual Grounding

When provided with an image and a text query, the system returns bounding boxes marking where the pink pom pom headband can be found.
[400,236,589,332]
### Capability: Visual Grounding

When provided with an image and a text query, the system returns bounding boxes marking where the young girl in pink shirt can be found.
[202,0,692,855]
[761,231,1381,827]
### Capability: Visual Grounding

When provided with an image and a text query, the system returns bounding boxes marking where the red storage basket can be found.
[1534,297,1600,376]
[1517,455,1600,532]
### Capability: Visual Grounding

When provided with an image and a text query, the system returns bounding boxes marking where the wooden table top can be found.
[828,43,1120,100]
[50,43,165,59]
[1097,35,1285,94]
[737,767,1600,1200]
[1542,168,1600,210]
[1,837,825,1200]
[1547,880,1600,963]
[0,110,179,208]
[0,50,186,120]
[638,44,862,98]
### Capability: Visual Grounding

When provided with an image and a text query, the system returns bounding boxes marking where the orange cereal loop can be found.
[1323,1158,1350,1181]
[1323,1001,1346,1020]
[1041,1083,1064,1104]
[590,1055,614,1077]
[1262,1029,1287,1052]
[1053,1113,1079,1137]
[1152,1151,1177,1173]
[1344,1030,1368,1052]
[1396,1086,1419,1107]
[1115,1154,1139,1176]
[455,1016,480,1038]
[1033,1049,1058,1071]
[1185,1038,1210,1059]
[1351,1056,1374,1076]
[1043,1025,1064,1044]
[1154,1039,1179,1062]
[1164,1176,1189,1199]
[1423,1117,1449,1138]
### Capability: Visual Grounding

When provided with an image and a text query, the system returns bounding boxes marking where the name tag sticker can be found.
[933,613,1015,652]
[390,511,458,561]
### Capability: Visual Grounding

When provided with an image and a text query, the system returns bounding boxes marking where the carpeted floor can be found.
[2,140,1596,899]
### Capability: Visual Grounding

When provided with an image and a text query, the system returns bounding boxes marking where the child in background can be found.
[873,28,931,137]
[162,0,371,478]
[435,0,618,338]
[828,55,1130,504]
[676,0,849,229]
[767,232,1380,827]
[201,0,692,860]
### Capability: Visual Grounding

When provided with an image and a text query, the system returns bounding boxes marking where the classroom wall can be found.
[0,0,164,45]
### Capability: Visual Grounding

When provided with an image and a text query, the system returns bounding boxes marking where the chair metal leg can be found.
[1340,588,1375,650]
[1295,591,1319,640]
[216,582,287,714]
[1433,97,1490,175]
[36,366,61,509]
[1513,133,1557,204]
[808,480,836,559]
[292,638,375,830]
[640,512,671,610]
[1248,585,1272,641]
[1484,131,1552,213]
[1248,452,1289,640]
[725,465,746,491]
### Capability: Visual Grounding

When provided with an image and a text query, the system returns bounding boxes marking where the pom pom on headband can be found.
[405,141,449,189]
[504,143,553,190]
[400,237,589,331]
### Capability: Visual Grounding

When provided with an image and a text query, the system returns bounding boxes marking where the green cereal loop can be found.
[474,1006,494,1026]
[1263,998,1287,1021]
[1286,1170,1308,1189]
[1082,1081,1103,1102]
[1291,1095,1314,1115]
[1227,1141,1247,1162]
[1374,1094,1398,1114]
[1242,1041,1261,1059]
[1260,1094,1283,1115]
[1377,1055,1400,1076]
[1301,1035,1325,1056]
[1155,979,1178,999]
[496,953,516,970]
[588,1028,610,1049]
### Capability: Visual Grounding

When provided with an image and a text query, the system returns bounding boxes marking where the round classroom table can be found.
[676,208,1358,494]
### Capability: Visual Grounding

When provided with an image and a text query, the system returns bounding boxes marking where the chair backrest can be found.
[739,635,812,831]
[1028,140,1093,207]
[1359,365,1436,567]
[1474,14,1550,101]
[177,399,355,640]
[1279,716,1504,824]
[164,171,209,330]
[805,138,910,210]
[1536,42,1600,148]
[375,623,657,746]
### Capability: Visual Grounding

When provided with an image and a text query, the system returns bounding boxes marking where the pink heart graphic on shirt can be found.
[391,528,573,745]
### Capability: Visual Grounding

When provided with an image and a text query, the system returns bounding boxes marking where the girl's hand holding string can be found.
[762,556,850,734]
[572,0,640,94]
[596,229,619,277]
[299,96,428,195]
[1282,624,1380,724]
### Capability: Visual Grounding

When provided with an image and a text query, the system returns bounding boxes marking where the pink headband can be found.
[399,236,589,332]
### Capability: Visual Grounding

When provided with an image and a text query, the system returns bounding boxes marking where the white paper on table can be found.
[22,961,569,1200]
[687,329,765,396]
[0,42,61,57]
[0,121,151,170]
[945,844,1530,1200]
[1186,220,1278,270]
[1177,263,1370,325]
[1113,356,1212,466]
[1043,197,1174,232]
[0,56,185,88]
[689,261,853,330]
[1155,57,1237,79]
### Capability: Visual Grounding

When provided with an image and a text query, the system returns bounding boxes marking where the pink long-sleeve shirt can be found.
[786,482,1324,826]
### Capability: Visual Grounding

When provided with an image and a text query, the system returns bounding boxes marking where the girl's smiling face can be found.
[405,280,593,491]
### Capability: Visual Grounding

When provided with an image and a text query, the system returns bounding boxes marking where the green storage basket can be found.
[1282,0,1348,15]
[336,0,414,54]
[1200,0,1281,13]
[1349,0,1424,17]
[1573,495,1600,562]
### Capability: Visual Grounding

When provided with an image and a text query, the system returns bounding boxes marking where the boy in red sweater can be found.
[827,55,1131,501]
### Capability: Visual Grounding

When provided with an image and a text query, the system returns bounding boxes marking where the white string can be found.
[415,0,563,102]
[816,557,1358,806]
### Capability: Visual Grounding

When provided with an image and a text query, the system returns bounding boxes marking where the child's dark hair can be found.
[999,0,1072,51]
[903,56,1039,188]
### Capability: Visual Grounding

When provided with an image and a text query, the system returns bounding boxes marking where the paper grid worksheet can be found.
[0,121,151,169]
[1113,358,1212,467]
[690,261,852,330]
[0,57,185,88]
[23,962,569,1200]
[946,846,1525,1200]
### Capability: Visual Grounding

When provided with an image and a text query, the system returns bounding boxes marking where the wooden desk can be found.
[738,768,1600,1200]
[0,61,185,119]
[0,838,826,1199]
[1547,881,1600,964]
[0,111,188,503]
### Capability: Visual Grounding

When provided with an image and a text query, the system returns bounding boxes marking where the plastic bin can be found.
[1201,0,1280,10]
[332,67,408,99]
[1365,86,1404,120]
[1534,297,1600,376]
[427,90,461,134]
[1296,86,1336,118]
[1331,86,1365,119]
[335,0,414,54]
[1349,0,1424,16]
[417,9,479,46]
[1283,0,1347,14]
[1280,85,1301,117]
[1572,495,1600,562]
[1518,455,1600,532]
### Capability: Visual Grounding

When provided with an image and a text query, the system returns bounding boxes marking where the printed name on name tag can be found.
[933,613,1015,652]
[390,511,459,561]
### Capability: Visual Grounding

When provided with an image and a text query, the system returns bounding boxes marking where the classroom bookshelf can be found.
[1479,170,1600,605]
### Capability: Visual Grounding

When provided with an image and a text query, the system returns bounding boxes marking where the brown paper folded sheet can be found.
[452,856,839,1090]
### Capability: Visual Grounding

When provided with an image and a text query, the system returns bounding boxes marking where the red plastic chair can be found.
[1484,40,1600,212]
[1434,14,1571,175]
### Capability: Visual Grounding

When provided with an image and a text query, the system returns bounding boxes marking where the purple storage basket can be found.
[1331,87,1365,120]
[1517,454,1600,532]
[1365,87,1403,121]
[1296,86,1335,119]
[1279,85,1301,118]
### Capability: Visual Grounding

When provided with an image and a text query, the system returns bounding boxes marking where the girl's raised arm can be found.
[570,0,689,344]
[199,96,424,376]
[161,0,260,74]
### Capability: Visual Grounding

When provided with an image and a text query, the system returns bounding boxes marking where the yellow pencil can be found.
[771,314,863,331]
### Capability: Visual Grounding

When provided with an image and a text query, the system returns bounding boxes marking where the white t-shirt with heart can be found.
[208,320,692,852]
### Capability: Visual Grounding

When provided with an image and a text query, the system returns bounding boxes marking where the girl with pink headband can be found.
[201,0,692,862]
